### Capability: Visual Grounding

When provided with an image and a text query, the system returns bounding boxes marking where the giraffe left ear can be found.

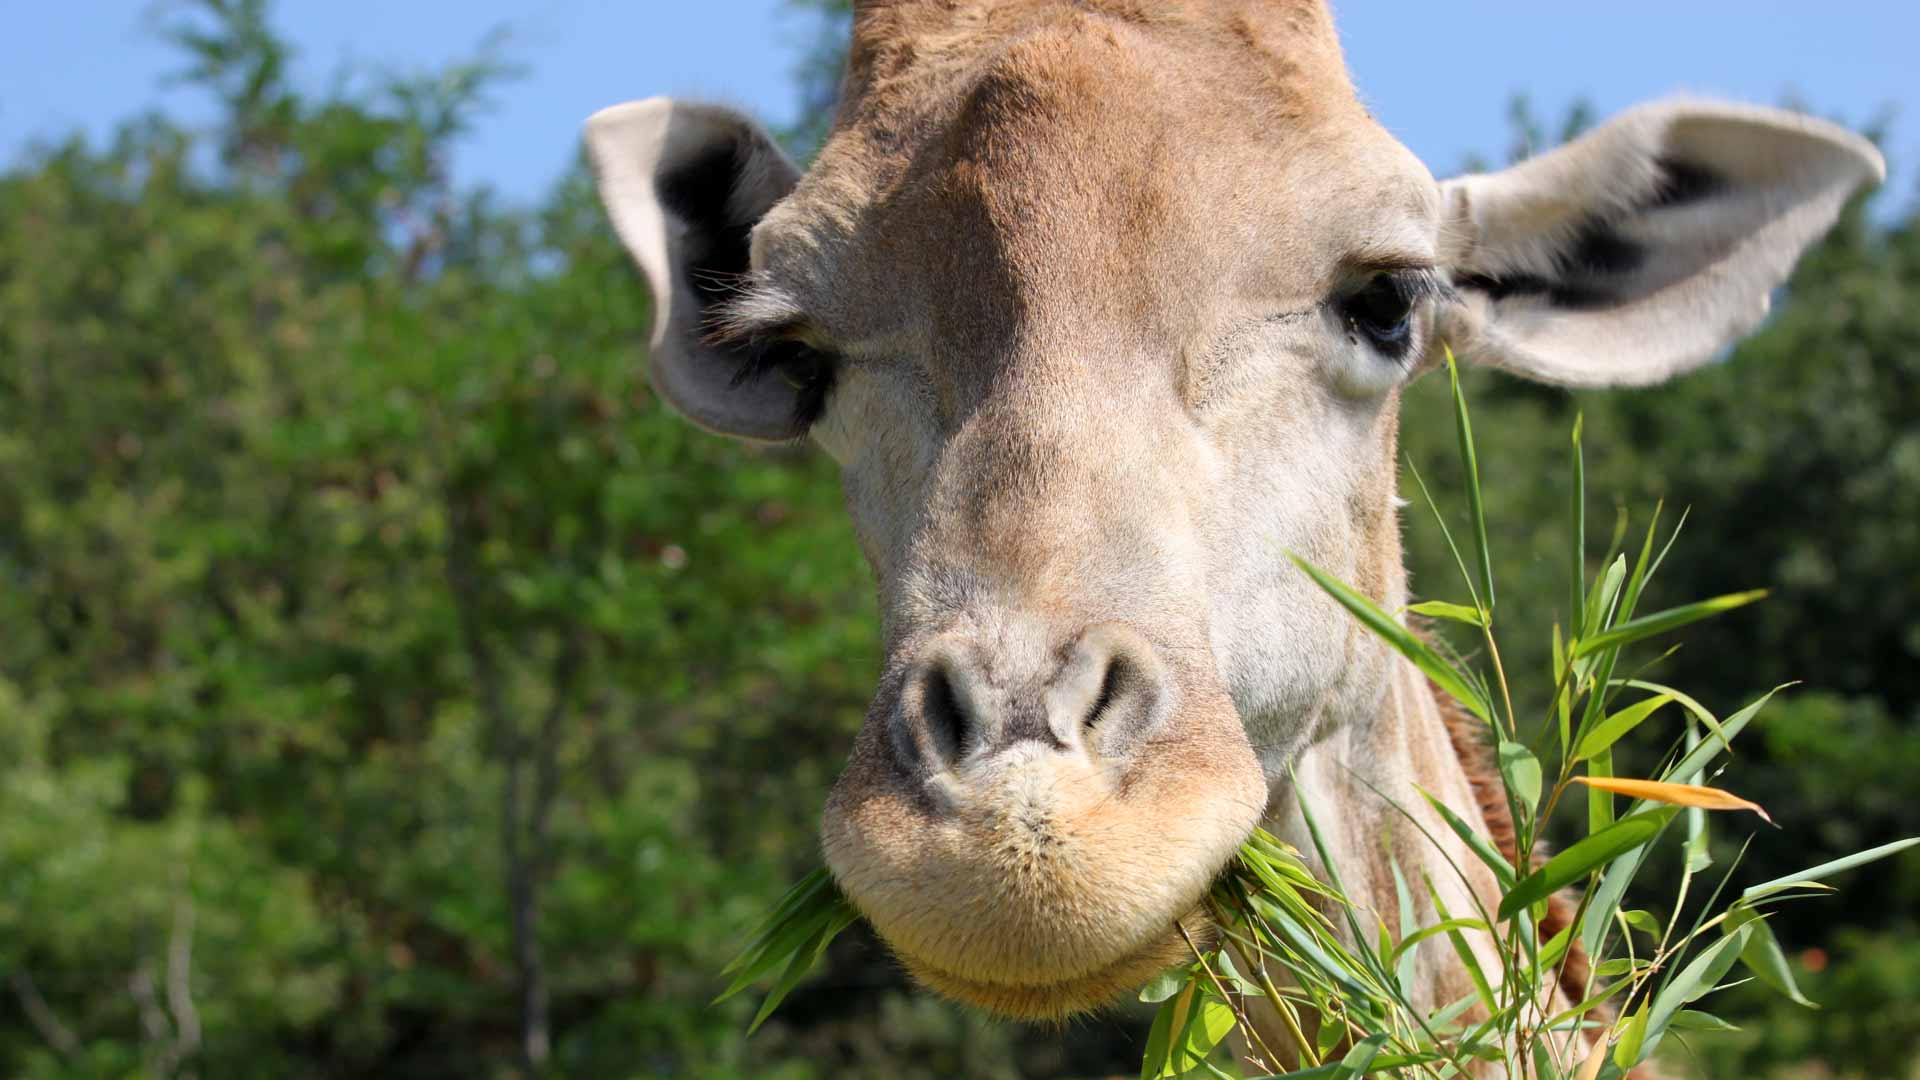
[1433,99,1884,387]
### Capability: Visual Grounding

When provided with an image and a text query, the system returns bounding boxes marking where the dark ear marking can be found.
[1644,156,1724,209]
[1454,157,1725,312]
[657,140,755,311]
[656,139,834,436]
[1566,219,1645,278]
[1452,272,1617,310]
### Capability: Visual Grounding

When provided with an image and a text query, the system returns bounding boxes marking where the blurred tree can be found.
[0,2,880,1076]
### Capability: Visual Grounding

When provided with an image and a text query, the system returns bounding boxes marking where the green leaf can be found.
[1741,837,1920,902]
[1728,909,1816,1008]
[1573,590,1768,659]
[1334,1033,1389,1078]
[1446,348,1495,611]
[1139,966,1189,1003]
[1616,909,1662,939]
[1612,1002,1649,1071]
[1389,918,1492,966]
[1212,949,1264,998]
[1290,554,1492,724]
[1669,1010,1740,1033]
[1568,413,1586,692]
[1638,925,1755,1062]
[1572,693,1674,762]
[1581,844,1652,960]
[745,904,858,1033]
[1498,741,1542,814]
[1655,684,1792,801]
[1418,786,1517,889]
[1404,600,1487,627]
[1427,878,1497,1013]
[1405,458,1484,613]
[1500,811,1674,921]
[1616,678,1731,756]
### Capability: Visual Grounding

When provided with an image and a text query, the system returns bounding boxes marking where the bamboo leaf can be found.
[1419,786,1518,889]
[1446,348,1495,611]
[1669,1010,1740,1033]
[1611,1002,1648,1071]
[1138,966,1188,1003]
[1572,777,1773,824]
[1616,678,1730,755]
[1573,591,1768,659]
[1573,693,1674,763]
[1498,741,1542,814]
[1637,925,1754,1063]
[1741,837,1920,902]
[1291,554,1492,723]
[1501,812,1674,921]
[1405,599,1487,627]
[1727,909,1815,1008]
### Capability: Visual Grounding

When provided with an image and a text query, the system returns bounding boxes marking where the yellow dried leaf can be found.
[1575,1037,1608,1080]
[1572,776,1773,824]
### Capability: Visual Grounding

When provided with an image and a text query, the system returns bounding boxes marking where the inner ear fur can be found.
[584,98,807,440]
[1434,98,1885,387]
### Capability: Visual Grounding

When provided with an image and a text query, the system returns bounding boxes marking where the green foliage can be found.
[0,3,882,1075]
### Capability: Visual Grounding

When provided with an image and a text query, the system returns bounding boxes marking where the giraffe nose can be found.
[890,622,1174,777]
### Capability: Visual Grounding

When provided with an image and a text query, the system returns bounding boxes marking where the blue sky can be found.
[3,3,1915,210]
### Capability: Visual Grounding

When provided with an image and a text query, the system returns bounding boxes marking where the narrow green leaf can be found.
[1406,457,1484,612]
[1139,966,1188,1003]
[1427,878,1496,1013]
[1617,678,1731,755]
[1501,811,1674,921]
[1573,591,1768,659]
[1141,993,1179,1080]
[1727,909,1816,1008]
[1639,925,1755,1061]
[1612,1002,1649,1071]
[1419,786,1518,888]
[1334,1033,1388,1078]
[1582,553,1627,644]
[1405,599,1487,627]
[1569,413,1586,656]
[1391,856,1419,997]
[1740,837,1920,902]
[1615,499,1665,625]
[1389,918,1491,965]
[1668,1010,1740,1033]
[1446,348,1495,611]
[1498,740,1542,814]
[1587,747,1616,835]
[1573,693,1674,762]
[1290,553,1492,723]
[1553,622,1572,755]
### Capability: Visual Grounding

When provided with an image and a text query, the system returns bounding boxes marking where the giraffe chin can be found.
[894,912,1215,1022]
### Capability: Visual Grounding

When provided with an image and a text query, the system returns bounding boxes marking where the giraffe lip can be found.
[888,911,1216,1021]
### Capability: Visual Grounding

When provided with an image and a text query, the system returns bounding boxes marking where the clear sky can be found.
[3,3,1915,210]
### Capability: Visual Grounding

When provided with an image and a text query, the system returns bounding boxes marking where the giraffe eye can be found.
[1339,270,1435,358]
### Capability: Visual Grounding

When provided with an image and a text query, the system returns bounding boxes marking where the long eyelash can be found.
[1388,267,1442,305]
[729,337,839,435]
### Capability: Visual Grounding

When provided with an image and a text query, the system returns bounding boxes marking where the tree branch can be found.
[8,970,80,1060]
[167,893,201,1063]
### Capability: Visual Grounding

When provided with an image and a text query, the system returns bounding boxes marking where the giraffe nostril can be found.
[1082,656,1126,732]
[920,661,970,765]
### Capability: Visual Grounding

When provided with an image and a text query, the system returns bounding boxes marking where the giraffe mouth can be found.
[892,910,1217,1021]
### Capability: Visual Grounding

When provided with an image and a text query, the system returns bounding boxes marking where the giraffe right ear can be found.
[1433,99,1883,387]
[584,99,808,441]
